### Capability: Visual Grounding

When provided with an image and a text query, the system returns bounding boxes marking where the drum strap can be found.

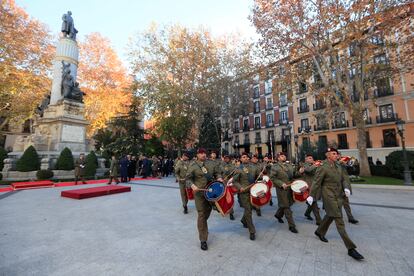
[195,162,213,183]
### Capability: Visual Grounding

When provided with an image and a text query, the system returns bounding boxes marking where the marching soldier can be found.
[175,152,191,214]
[232,152,260,240]
[307,148,364,260]
[263,154,274,206]
[221,154,236,220]
[250,154,262,216]
[186,148,223,251]
[74,153,87,185]
[338,154,359,224]
[301,154,322,225]
[108,154,120,185]
[269,152,299,233]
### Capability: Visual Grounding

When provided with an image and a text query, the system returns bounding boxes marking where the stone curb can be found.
[353,183,414,190]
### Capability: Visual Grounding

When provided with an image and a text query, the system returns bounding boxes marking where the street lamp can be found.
[396,119,412,185]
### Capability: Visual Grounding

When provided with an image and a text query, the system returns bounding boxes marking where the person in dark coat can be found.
[120,156,129,182]
[142,156,151,178]
[127,155,136,181]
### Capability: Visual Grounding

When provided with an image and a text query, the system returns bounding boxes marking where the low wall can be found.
[2,168,109,181]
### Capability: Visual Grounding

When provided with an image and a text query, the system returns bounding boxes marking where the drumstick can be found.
[197,188,213,192]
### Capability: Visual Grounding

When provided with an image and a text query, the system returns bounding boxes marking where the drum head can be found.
[291,180,308,193]
[250,182,268,197]
[205,181,225,201]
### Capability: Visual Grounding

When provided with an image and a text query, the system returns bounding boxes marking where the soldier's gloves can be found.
[344,188,351,197]
[306,196,314,205]
[263,176,270,182]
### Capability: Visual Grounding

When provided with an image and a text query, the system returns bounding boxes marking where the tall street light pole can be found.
[396,119,412,185]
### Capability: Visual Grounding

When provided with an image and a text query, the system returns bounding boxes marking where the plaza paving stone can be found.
[0,177,413,276]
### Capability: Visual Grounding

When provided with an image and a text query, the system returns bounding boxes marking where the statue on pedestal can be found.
[61,11,78,40]
[61,61,84,102]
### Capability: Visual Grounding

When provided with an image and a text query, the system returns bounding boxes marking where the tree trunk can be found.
[356,122,371,177]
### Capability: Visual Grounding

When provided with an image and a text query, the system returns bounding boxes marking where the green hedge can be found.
[85,151,98,177]
[36,169,54,180]
[369,165,391,177]
[385,150,414,179]
[56,147,74,170]
[16,146,40,172]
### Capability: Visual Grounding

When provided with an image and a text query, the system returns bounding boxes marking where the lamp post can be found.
[396,119,412,185]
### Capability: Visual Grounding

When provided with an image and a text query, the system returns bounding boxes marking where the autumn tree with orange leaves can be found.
[252,0,414,176]
[0,0,54,131]
[78,33,132,136]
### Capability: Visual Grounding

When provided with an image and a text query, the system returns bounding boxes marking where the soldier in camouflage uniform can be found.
[186,148,223,251]
[307,148,364,260]
[174,152,191,214]
[269,152,299,233]
[232,152,260,240]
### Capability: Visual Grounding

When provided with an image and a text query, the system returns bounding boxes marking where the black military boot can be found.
[348,249,364,260]
[183,206,188,214]
[274,214,284,223]
[349,218,359,224]
[250,233,256,241]
[229,213,235,220]
[289,226,298,234]
[200,241,208,251]
[314,231,328,242]
[256,208,262,217]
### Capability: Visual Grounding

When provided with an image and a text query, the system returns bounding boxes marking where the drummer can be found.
[221,154,236,220]
[301,154,322,225]
[232,152,260,240]
[269,152,301,233]
[186,148,223,251]
[250,154,262,217]
[262,154,274,206]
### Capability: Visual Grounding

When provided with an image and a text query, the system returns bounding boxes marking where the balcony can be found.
[338,142,349,150]
[298,126,312,133]
[314,124,329,131]
[254,124,261,130]
[381,139,399,147]
[279,119,289,125]
[374,88,394,98]
[279,101,288,107]
[376,113,398,124]
[332,120,349,129]
[297,105,309,114]
[313,101,326,111]
[266,122,274,128]
[254,138,262,144]
[352,117,372,126]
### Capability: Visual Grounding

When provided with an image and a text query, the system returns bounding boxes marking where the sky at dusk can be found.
[16,0,259,65]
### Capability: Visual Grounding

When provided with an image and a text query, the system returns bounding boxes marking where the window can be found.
[333,112,347,128]
[244,134,250,144]
[255,132,261,144]
[268,130,275,142]
[234,120,239,132]
[234,135,239,144]
[371,35,384,46]
[366,131,372,148]
[300,118,309,129]
[265,80,272,94]
[254,116,261,129]
[338,134,348,149]
[224,143,229,153]
[375,78,392,97]
[280,110,287,120]
[253,85,260,98]
[298,98,308,113]
[279,94,288,106]
[349,41,357,57]
[379,104,394,120]
[374,54,388,64]
[298,81,307,94]
[318,135,328,150]
[23,120,31,133]
[266,97,273,109]
[382,129,397,147]
[243,119,249,131]
[254,101,260,113]
[266,113,274,127]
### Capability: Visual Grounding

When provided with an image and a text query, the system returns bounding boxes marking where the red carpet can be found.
[12,180,54,190]
[61,185,131,199]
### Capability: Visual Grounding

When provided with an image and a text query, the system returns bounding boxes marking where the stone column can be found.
[50,38,79,105]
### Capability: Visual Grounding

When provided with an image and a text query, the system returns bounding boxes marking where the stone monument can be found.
[2,12,101,179]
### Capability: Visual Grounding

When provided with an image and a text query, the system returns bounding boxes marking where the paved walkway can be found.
[0,177,413,276]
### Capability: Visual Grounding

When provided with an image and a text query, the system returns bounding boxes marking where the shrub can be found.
[0,147,7,171]
[56,147,74,170]
[85,151,98,177]
[36,169,54,180]
[370,165,391,177]
[385,150,414,179]
[16,145,40,172]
